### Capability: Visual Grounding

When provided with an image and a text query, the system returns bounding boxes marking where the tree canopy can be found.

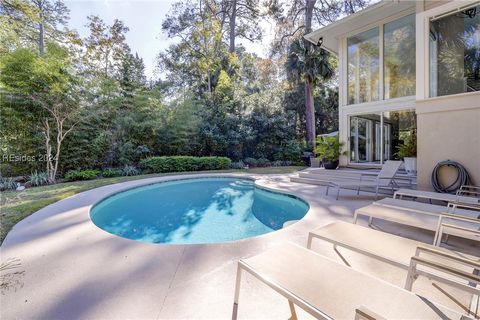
[0,0,373,179]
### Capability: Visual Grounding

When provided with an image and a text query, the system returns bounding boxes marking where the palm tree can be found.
[286,37,334,150]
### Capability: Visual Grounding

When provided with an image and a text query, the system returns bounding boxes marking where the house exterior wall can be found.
[322,0,479,190]
[416,93,480,190]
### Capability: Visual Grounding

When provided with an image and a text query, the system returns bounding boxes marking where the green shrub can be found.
[28,171,49,187]
[272,160,291,167]
[102,168,122,178]
[64,169,101,181]
[256,158,271,167]
[121,165,139,176]
[140,156,231,173]
[243,158,258,168]
[315,136,346,162]
[0,177,17,191]
[230,161,246,169]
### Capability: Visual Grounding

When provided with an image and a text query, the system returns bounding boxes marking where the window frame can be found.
[339,9,416,166]
[342,9,416,108]
[416,1,480,101]
[347,108,416,165]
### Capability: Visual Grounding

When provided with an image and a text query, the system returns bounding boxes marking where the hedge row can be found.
[140,156,231,173]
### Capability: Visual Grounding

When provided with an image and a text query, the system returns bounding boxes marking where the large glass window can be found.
[384,14,416,99]
[347,28,380,104]
[349,110,416,164]
[429,4,480,97]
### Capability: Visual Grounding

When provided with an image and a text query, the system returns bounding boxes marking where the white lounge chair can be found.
[232,242,469,320]
[394,186,480,205]
[324,160,403,200]
[307,222,480,318]
[375,197,480,219]
[354,199,480,245]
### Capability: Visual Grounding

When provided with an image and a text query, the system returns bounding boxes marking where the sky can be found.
[64,0,273,80]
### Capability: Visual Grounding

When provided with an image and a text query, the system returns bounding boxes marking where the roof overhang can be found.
[304,0,416,55]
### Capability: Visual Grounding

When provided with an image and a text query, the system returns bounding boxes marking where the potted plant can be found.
[315,136,346,170]
[395,130,417,175]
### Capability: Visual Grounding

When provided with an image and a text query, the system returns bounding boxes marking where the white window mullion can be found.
[379,23,384,101]
[380,113,384,165]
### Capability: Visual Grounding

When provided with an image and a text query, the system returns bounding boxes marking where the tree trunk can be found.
[305,77,316,148]
[229,0,237,53]
[304,0,316,150]
[39,22,44,56]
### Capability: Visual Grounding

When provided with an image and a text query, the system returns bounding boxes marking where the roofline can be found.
[304,0,399,53]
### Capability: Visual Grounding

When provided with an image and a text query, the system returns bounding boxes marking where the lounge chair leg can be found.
[288,300,298,320]
[368,216,373,226]
[353,212,359,224]
[336,187,340,200]
[405,260,416,291]
[326,185,329,195]
[357,185,360,195]
[307,234,313,249]
[333,244,351,267]
[232,265,242,320]
[375,186,379,200]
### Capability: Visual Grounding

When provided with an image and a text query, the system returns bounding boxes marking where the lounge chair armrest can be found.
[448,202,480,212]
[415,245,480,269]
[409,256,480,285]
[439,212,480,224]
[436,223,480,247]
[457,189,480,197]
[355,307,386,320]
[460,185,480,191]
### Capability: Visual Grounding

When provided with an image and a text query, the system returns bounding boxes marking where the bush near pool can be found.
[64,169,101,181]
[140,156,231,173]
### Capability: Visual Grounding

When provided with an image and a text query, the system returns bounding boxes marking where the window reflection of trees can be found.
[430,5,480,96]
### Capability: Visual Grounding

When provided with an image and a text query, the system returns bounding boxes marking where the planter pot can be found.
[310,157,321,168]
[404,157,417,175]
[323,159,339,170]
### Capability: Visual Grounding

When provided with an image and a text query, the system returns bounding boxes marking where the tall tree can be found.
[0,44,82,181]
[225,0,262,53]
[160,0,226,94]
[83,15,130,78]
[271,0,370,149]
[0,0,70,55]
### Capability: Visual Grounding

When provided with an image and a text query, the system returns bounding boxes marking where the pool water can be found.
[90,178,309,244]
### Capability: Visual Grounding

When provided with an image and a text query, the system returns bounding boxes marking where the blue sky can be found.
[64,0,272,80]
[64,0,179,80]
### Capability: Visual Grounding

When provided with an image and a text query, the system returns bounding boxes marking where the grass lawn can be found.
[0,166,305,244]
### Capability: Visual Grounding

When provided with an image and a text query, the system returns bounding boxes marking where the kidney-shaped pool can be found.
[90,177,309,244]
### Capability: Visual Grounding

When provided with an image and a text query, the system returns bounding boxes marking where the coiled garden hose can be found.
[431,160,472,194]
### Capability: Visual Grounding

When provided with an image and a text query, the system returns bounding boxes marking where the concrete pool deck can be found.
[1,173,478,319]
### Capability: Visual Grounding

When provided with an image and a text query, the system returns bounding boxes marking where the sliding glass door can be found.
[349,114,380,163]
[349,110,416,164]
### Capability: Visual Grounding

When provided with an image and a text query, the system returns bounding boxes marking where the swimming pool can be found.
[90,177,309,244]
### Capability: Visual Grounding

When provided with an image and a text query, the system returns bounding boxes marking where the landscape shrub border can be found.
[140,156,231,173]
[64,169,101,181]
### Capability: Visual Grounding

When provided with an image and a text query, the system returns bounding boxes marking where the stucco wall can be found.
[416,93,480,190]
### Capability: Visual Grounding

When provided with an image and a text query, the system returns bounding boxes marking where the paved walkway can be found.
[0,173,477,319]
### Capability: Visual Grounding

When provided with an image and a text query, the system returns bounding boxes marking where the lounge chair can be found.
[307,222,480,318]
[394,185,480,205]
[353,199,480,245]
[374,197,480,218]
[324,160,403,200]
[232,242,469,320]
